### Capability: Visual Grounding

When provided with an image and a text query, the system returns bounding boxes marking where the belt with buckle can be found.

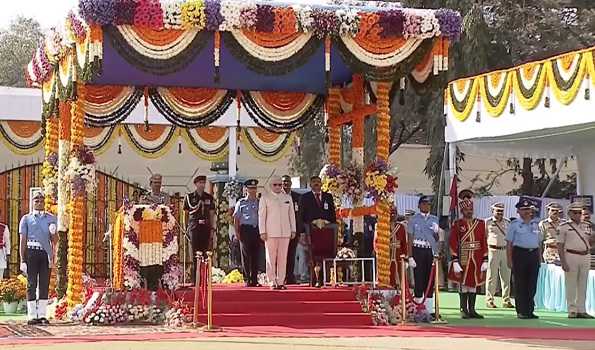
[489,245,507,250]
[413,239,431,249]
[566,249,589,256]
[27,241,43,250]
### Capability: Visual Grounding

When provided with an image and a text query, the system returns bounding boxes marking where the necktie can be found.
[316,193,321,206]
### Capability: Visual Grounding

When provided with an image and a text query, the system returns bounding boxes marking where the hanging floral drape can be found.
[242,90,324,131]
[447,47,595,122]
[149,87,235,127]
[84,85,143,127]
[184,126,229,160]
[0,121,44,155]
[122,124,177,158]
[26,2,461,89]
[242,127,293,162]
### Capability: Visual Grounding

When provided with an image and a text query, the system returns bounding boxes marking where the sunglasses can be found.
[570,210,582,214]
[272,183,282,186]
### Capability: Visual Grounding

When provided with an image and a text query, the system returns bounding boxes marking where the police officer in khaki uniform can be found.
[539,202,562,263]
[558,202,595,319]
[485,203,513,309]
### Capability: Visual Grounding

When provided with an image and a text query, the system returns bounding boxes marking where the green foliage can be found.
[0,16,43,87]
[289,113,327,179]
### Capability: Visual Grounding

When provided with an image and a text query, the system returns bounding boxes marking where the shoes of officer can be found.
[569,312,595,319]
[517,313,539,319]
[487,301,514,309]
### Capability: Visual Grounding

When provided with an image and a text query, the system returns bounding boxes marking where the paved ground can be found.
[3,337,595,350]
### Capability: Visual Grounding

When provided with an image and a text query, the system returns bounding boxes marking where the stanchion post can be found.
[201,251,221,332]
[400,257,407,325]
[193,251,203,327]
[431,257,448,324]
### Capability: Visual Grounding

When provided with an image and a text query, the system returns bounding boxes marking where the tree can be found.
[0,16,43,87]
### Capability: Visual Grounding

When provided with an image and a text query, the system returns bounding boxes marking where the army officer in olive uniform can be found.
[234,179,262,287]
[184,175,216,284]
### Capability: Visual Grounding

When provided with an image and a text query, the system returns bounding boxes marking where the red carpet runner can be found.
[177,284,372,328]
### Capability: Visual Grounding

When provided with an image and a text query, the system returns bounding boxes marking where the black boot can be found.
[460,293,471,319]
[468,293,484,319]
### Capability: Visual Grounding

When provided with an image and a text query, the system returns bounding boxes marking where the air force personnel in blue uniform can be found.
[506,199,542,319]
[234,179,261,287]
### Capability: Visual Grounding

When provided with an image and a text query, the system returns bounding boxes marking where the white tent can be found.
[444,47,595,196]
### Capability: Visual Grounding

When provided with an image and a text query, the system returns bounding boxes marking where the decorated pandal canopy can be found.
[27,0,461,306]
[445,46,595,193]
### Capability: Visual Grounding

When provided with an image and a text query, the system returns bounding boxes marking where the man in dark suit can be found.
[282,175,304,285]
[300,176,337,287]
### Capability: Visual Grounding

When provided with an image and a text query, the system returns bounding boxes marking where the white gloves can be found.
[481,262,489,272]
[431,223,440,233]
[49,223,57,235]
[453,262,463,274]
[408,257,417,268]
[20,262,27,274]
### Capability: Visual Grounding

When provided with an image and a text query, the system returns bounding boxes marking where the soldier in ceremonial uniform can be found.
[485,203,514,309]
[184,175,216,284]
[539,202,563,264]
[19,191,57,325]
[141,174,170,205]
[388,210,408,287]
[506,199,542,319]
[448,199,488,319]
[282,175,304,285]
[407,196,444,314]
[558,202,595,318]
[234,179,261,287]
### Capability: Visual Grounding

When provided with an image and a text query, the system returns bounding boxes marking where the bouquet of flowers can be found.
[223,180,244,200]
[364,159,398,204]
[222,269,244,284]
[211,267,226,283]
[165,299,193,327]
[320,164,343,208]
[341,164,363,207]
[65,145,96,197]
[336,247,356,259]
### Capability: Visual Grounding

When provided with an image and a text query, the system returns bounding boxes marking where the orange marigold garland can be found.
[66,85,87,308]
[42,115,59,213]
[376,82,391,160]
[326,88,341,165]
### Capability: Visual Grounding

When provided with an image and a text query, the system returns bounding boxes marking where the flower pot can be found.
[18,300,27,313]
[2,301,18,314]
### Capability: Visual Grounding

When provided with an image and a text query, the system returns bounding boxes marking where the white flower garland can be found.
[335,8,359,36]
[57,140,70,232]
[116,25,200,60]
[83,86,138,116]
[231,30,313,62]
[340,35,423,67]
[158,87,227,117]
[163,0,183,30]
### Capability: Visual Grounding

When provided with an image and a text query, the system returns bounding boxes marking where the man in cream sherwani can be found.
[258,177,296,290]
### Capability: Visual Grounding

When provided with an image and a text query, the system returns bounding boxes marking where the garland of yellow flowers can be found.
[327,88,342,165]
[43,116,59,213]
[66,84,86,308]
[375,81,392,287]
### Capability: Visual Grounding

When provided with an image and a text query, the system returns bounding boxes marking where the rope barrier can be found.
[404,261,436,306]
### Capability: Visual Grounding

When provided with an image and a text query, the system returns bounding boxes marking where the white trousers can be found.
[486,248,511,303]
[265,237,290,286]
[0,268,4,280]
[565,253,590,314]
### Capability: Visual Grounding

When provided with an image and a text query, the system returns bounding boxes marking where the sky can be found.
[0,0,77,29]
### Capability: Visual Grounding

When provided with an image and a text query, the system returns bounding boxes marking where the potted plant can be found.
[0,278,27,314]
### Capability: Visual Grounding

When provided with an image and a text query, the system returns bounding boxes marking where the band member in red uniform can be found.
[300,176,337,288]
[448,199,488,319]
[387,211,408,287]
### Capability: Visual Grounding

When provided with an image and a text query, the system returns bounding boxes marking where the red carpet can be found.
[177,284,372,328]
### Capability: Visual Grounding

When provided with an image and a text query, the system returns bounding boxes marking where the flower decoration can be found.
[341,164,363,207]
[436,9,462,42]
[114,0,137,25]
[336,247,356,259]
[312,8,339,38]
[219,0,242,31]
[67,11,88,41]
[378,9,404,38]
[0,278,27,303]
[79,0,117,26]
[181,0,206,30]
[239,2,258,31]
[335,8,359,36]
[222,180,244,200]
[364,159,398,204]
[204,0,223,31]
[255,5,275,33]
[163,0,183,29]
[135,0,164,28]
[319,163,343,207]
[65,145,96,197]
[293,5,314,33]
[222,269,244,283]
[211,267,226,283]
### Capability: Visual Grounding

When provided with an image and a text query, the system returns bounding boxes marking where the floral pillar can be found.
[66,85,87,307]
[327,88,342,166]
[56,101,71,299]
[42,116,59,213]
[375,81,392,287]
